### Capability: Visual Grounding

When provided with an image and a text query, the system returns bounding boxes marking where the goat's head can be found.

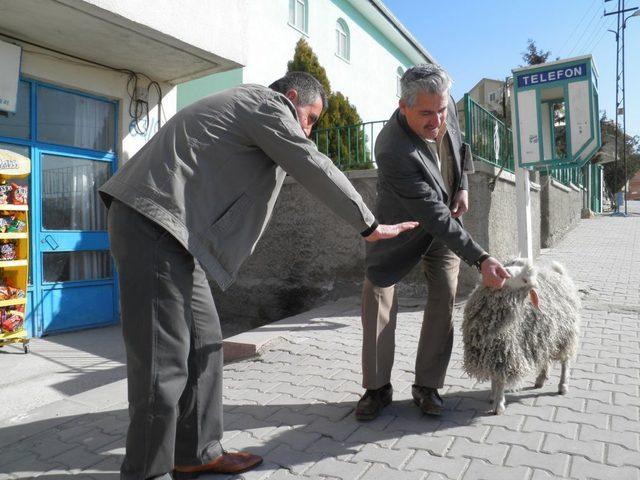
[503,258,540,309]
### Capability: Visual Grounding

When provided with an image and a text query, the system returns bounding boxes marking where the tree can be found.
[286,39,371,169]
[522,39,551,66]
[600,119,640,201]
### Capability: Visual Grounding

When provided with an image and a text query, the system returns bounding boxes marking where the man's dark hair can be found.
[269,72,328,109]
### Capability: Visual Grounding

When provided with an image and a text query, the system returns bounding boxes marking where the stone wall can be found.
[540,174,584,248]
[213,164,548,335]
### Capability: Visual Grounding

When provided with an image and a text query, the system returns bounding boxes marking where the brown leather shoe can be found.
[355,383,393,421]
[174,451,263,476]
[412,385,444,416]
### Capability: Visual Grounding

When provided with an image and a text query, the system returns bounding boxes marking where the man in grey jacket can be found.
[355,64,510,421]
[100,72,417,479]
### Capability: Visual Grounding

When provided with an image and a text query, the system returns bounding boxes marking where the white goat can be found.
[462,258,581,414]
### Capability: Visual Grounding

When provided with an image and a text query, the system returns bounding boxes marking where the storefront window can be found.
[43,250,112,283]
[0,81,30,140]
[41,154,110,231]
[37,86,115,152]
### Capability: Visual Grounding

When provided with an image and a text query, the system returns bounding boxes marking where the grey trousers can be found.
[361,241,460,389]
[108,200,224,480]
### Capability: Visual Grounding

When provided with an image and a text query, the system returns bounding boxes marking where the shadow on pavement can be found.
[0,385,558,478]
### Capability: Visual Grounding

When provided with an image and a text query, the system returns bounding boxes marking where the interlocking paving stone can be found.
[504,446,570,476]
[350,443,414,469]
[462,460,530,480]
[570,456,640,480]
[404,452,470,478]
[579,425,639,449]
[542,433,605,462]
[392,434,452,456]
[358,463,427,480]
[448,437,509,464]
[522,417,578,439]
[485,426,545,451]
[304,458,370,479]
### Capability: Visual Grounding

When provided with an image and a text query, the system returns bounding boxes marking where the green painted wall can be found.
[177,68,243,110]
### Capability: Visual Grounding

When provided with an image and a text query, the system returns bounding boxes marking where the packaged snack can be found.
[0,184,11,204]
[0,309,24,333]
[0,241,16,261]
[0,217,9,233]
[10,183,28,205]
[7,218,25,233]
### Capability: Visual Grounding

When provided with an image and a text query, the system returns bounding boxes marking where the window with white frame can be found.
[289,0,308,33]
[396,67,404,97]
[335,19,350,61]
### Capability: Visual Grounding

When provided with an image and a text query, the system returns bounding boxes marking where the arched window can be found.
[396,67,404,97]
[335,19,350,61]
[289,0,308,33]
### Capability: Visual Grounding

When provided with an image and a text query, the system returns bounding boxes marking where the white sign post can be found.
[510,83,534,261]
[0,40,22,113]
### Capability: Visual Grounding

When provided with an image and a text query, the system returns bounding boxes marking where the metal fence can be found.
[548,166,584,187]
[312,120,386,171]
[464,94,515,172]
[463,94,591,192]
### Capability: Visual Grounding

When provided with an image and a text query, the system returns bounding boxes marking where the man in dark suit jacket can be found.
[355,64,510,421]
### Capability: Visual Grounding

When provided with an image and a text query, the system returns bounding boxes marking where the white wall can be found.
[20,46,177,163]
[77,0,248,69]
[241,0,414,123]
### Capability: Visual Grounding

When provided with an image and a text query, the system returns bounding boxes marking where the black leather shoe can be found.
[355,383,392,421]
[412,385,444,416]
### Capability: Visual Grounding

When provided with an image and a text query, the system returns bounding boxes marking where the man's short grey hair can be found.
[269,72,328,110]
[400,64,452,107]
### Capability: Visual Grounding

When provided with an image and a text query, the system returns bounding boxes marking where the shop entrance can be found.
[0,79,118,336]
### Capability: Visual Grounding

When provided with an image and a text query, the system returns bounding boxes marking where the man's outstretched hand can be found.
[364,222,419,242]
[480,256,511,289]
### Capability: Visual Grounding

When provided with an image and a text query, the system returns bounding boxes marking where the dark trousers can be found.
[108,200,224,480]
[361,241,460,389]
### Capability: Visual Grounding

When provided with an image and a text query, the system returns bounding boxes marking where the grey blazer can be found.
[100,85,375,291]
[365,98,485,287]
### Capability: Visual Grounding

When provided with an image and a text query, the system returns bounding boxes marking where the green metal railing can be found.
[548,166,584,187]
[312,120,386,171]
[464,94,514,172]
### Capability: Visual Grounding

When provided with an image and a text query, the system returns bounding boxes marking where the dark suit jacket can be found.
[365,98,485,287]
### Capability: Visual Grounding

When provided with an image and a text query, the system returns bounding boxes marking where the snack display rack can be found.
[0,149,30,354]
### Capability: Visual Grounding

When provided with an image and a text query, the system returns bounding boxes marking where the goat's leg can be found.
[558,360,570,394]
[489,380,496,404]
[491,377,506,415]
[534,364,549,389]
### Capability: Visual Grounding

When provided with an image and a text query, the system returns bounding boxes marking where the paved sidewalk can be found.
[1,202,639,479]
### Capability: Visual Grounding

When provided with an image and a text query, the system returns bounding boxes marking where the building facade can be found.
[178,0,434,123]
[0,0,432,337]
[0,0,253,337]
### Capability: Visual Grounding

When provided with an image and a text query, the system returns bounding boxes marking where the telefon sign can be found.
[517,63,587,88]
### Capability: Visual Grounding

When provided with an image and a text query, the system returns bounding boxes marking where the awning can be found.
[0,0,245,85]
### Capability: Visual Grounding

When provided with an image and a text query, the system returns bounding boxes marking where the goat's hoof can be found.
[534,381,545,389]
[493,404,506,415]
[559,384,568,395]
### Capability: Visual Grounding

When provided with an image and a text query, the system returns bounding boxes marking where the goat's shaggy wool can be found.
[462,260,581,387]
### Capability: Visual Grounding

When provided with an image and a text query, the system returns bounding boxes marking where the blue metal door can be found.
[35,150,116,334]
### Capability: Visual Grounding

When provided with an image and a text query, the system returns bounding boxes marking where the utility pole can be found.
[605,0,638,216]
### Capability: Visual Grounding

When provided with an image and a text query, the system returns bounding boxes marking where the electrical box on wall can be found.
[0,40,22,114]
[511,55,601,170]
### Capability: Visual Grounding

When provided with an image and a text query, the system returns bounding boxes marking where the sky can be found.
[383,0,640,138]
